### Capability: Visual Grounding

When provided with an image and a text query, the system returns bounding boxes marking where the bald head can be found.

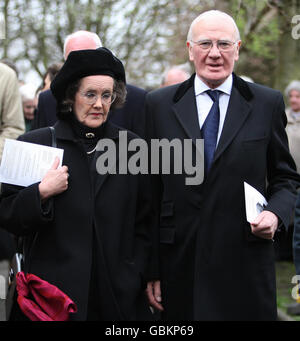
[161,67,190,87]
[63,30,102,60]
[187,10,240,42]
[186,10,241,88]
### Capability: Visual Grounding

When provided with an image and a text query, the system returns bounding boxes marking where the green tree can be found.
[0,0,299,91]
[273,0,300,93]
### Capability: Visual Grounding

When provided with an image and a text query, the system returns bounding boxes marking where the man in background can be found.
[160,64,191,87]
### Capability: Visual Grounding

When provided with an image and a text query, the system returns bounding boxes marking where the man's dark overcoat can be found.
[145,73,300,321]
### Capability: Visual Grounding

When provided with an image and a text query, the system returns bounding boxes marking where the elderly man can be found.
[145,10,300,321]
[161,65,190,87]
[32,31,146,138]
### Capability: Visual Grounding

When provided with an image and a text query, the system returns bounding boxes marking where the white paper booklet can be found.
[244,182,268,223]
[0,139,64,187]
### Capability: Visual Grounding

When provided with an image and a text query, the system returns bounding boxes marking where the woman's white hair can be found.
[19,83,36,102]
[285,80,300,97]
[187,10,241,42]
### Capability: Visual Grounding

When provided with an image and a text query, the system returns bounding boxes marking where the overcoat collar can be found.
[172,72,253,166]
[173,72,253,103]
[53,118,121,194]
[54,118,121,142]
[172,75,201,144]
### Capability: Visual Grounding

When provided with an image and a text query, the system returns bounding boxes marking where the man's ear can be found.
[187,41,194,62]
[235,40,242,61]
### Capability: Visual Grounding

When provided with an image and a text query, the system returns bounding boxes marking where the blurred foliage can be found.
[276,261,300,321]
[0,0,299,91]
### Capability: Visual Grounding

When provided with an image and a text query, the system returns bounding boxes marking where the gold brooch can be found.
[85,132,95,139]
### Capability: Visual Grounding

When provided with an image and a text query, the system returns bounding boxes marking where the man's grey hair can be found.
[285,80,300,97]
[187,10,241,43]
[63,30,102,60]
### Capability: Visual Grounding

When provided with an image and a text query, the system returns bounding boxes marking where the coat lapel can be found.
[213,74,253,164]
[171,73,253,167]
[172,74,202,143]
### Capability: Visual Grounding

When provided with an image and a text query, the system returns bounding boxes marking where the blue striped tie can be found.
[201,90,221,174]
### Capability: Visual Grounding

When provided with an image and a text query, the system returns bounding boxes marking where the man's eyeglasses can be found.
[191,39,238,52]
[79,90,116,106]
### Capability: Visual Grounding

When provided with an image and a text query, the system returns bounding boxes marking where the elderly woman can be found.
[0,48,152,321]
[19,83,37,132]
[277,81,300,266]
[285,80,300,172]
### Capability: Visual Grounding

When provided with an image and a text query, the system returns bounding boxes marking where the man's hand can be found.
[146,280,164,311]
[250,210,278,240]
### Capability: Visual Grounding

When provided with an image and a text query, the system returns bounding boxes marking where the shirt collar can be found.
[194,73,233,96]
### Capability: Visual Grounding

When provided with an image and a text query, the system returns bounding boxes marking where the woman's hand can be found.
[38,157,69,201]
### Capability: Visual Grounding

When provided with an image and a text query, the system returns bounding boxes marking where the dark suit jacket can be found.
[145,73,300,321]
[31,84,147,138]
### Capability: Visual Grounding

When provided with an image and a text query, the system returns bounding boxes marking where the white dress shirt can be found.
[194,74,233,145]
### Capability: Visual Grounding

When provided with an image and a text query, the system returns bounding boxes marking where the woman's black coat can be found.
[0,119,152,321]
